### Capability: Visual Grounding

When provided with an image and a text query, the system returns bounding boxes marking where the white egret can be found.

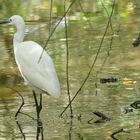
[0,15,61,119]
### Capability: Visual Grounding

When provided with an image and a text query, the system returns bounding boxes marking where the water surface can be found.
[0,0,140,140]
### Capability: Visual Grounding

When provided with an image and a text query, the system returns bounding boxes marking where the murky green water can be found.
[0,0,140,140]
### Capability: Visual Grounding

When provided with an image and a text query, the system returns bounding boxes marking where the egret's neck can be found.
[13,24,25,47]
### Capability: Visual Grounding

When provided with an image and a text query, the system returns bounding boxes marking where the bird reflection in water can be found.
[12,89,44,140]
[16,118,44,140]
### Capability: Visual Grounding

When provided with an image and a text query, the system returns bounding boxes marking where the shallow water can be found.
[0,0,140,140]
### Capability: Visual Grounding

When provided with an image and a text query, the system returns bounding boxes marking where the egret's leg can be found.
[33,91,44,139]
[39,94,42,113]
[33,91,42,120]
[37,119,44,140]
[33,90,39,120]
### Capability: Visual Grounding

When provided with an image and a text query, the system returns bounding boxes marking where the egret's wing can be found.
[14,41,60,98]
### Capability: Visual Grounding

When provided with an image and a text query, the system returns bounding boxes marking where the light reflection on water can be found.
[0,1,140,140]
[0,87,140,139]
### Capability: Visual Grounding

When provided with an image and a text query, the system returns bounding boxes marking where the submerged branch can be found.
[6,87,24,119]
[88,111,111,124]
[16,120,26,140]
[111,128,129,140]
[130,100,140,109]
[8,87,35,120]
[15,92,25,119]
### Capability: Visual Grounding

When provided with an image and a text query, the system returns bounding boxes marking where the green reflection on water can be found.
[0,0,140,140]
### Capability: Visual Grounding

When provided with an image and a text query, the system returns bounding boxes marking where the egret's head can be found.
[9,15,24,25]
[0,15,25,30]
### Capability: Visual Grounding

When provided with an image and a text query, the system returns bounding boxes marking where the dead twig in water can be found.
[88,111,111,124]
[93,111,111,122]
[16,120,26,140]
[8,87,35,120]
[130,100,140,109]
[111,128,129,140]
[15,92,25,119]
[132,33,140,47]
[124,108,133,114]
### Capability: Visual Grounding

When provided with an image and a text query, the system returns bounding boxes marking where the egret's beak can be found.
[0,20,10,24]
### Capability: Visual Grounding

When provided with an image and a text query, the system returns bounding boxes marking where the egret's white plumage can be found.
[7,15,61,98]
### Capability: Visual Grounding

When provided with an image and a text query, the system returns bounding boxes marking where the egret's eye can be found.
[9,19,12,22]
